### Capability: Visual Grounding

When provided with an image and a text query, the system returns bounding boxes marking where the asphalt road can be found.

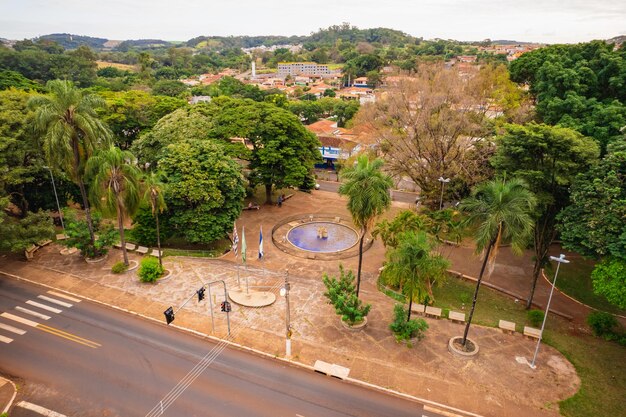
[0,277,444,417]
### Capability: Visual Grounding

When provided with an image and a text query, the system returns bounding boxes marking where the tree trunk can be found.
[355,228,365,298]
[78,178,96,248]
[526,213,557,309]
[155,210,162,267]
[265,183,273,205]
[407,285,413,322]
[462,242,493,346]
[117,202,129,265]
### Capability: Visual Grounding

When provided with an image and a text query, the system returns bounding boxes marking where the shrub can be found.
[587,311,618,337]
[62,210,117,258]
[322,265,371,326]
[527,309,545,327]
[138,257,164,283]
[389,304,429,342]
[111,261,128,274]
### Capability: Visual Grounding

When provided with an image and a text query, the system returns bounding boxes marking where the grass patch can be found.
[546,260,626,315]
[428,275,626,417]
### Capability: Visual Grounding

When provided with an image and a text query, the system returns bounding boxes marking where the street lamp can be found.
[438,176,450,210]
[280,270,292,359]
[43,166,64,232]
[528,253,569,369]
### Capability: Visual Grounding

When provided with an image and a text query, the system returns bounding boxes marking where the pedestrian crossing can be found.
[0,290,80,345]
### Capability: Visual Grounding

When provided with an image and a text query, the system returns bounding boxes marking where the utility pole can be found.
[280,270,292,358]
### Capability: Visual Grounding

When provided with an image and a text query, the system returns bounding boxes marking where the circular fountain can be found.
[287,222,358,253]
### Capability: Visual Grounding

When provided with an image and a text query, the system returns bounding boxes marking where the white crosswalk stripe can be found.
[26,300,62,314]
[0,322,26,335]
[0,334,13,343]
[38,295,72,308]
[15,306,51,320]
[47,291,81,303]
[1,312,39,327]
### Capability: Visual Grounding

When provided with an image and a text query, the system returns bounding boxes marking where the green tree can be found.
[491,123,599,309]
[158,139,245,244]
[590,257,626,309]
[86,146,142,265]
[29,80,111,248]
[322,265,371,326]
[373,210,430,249]
[339,155,393,298]
[152,80,188,97]
[142,171,167,266]
[382,231,449,320]
[0,197,54,255]
[459,178,536,345]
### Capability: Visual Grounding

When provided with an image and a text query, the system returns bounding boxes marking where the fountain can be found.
[287,221,358,253]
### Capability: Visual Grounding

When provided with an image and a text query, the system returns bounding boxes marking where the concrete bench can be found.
[55,234,68,241]
[425,306,442,319]
[125,243,137,251]
[25,244,38,260]
[523,326,542,339]
[37,239,52,247]
[448,311,465,323]
[313,360,350,380]
[136,246,149,255]
[113,242,122,249]
[499,320,516,333]
[411,304,426,315]
[150,249,162,258]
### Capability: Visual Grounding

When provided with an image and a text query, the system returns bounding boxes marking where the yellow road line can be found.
[36,324,101,349]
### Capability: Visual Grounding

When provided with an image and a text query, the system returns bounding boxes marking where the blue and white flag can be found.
[241,226,247,265]
[259,226,264,259]
[232,223,239,256]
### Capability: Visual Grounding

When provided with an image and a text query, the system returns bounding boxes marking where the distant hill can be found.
[37,33,108,49]
[114,39,174,51]
[607,35,626,44]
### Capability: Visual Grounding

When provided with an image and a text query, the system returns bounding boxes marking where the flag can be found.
[241,226,247,264]
[232,223,239,256]
[259,226,264,259]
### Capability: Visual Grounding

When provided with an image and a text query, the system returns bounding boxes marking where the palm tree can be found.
[29,80,111,247]
[383,231,449,321]
[459,178,536,346]
[86,146,141,265]
[339,155,393,298]
[142,171,167,266]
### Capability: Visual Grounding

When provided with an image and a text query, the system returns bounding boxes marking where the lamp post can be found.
[438,176,450,210]
[279,270,292,359]
[43,166,64,232]
[529,253,569,369]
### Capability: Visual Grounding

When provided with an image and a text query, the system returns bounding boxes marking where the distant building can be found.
[189,96,211,104]
[352,77,369,87]
[278,62,332,77]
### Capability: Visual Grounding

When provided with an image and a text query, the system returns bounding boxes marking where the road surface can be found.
[0,277,446,417]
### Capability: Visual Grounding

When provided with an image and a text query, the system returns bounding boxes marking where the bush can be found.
[322,265,371,326]
[62,210,117,258]
[527,309,545,327]
[587,311,618,337]
[111,261,128,274]
[138,257,164,283]
[389,304,429,342]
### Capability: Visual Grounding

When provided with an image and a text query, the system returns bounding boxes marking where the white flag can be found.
[241,226,247,265]
[259,226,264,259]
[232,223,239,256]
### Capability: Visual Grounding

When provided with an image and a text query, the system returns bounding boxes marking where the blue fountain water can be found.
[287,222,358,253]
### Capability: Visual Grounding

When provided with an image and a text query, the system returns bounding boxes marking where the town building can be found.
[278,62,332,77]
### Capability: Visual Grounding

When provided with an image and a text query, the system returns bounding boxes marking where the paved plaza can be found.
[0,190,582,417]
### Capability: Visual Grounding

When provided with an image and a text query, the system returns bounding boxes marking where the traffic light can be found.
[197,287,205,302]
[164,306,175,325]
[220,301,231,312]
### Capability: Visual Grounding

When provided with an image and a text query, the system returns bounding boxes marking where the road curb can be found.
[0,270,481,417]
[0,376,17,415]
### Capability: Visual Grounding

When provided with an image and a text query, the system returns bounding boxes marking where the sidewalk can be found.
[0,190,581,417]
[0,377,17,415]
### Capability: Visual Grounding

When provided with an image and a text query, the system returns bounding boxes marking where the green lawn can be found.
[546,259,626,315]
[428,276,626,417]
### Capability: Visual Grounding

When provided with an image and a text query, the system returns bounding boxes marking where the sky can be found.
[1,0,625,44]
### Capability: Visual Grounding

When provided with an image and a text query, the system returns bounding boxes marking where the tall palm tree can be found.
[339,155,393,298]
[383,231,449,321]
[459,178,536,346]
[86,146,141,265]
[29,80,111,247]
[142,171,167,266]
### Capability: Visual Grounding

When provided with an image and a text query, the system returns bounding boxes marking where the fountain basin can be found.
[287,222,359,253]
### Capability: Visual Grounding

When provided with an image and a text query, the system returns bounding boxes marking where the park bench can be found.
[243,204,260,211]
[24,239,53,260]
[150,249,162,258]
[523,326,542,339]
[425,306,442,319]
[499,320,516,334]
[448,311,465,323]
[313,360,350,380]
[125,242,137,251]
[283,193,294,201]
[55,233,67,241]
[411,304,426,315]
[136,246,149,255]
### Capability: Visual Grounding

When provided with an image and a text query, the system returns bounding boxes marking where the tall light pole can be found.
[279,270,292,359]
[43,166,64,232]
[529,253,569,369]
[438,176,450,210]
